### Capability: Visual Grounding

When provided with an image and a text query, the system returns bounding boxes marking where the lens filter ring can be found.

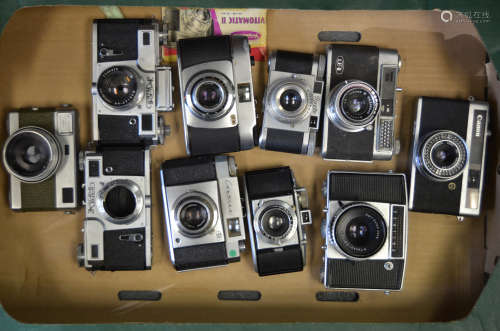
[3,126,62,183]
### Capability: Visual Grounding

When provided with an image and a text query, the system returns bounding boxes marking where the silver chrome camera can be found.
[259,50,325,155]
[91,19,173,146]
[409,97,489,217]
[2,106,79,211]
[321,44,402,161]
[177,35,257,156]
[160,155,246,271]
[244,167,312,276]
[321,171,408,291]
[77,147,152,271]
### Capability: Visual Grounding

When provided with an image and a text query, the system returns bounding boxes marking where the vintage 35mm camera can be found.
[161,155,246,271]
[92,19,173,146]
[258,50,325,155]
[321,171,408,291]
[77,147,152,271]
[321,44,402,161]
[409,97,489,217]
[2,106,79,211]
[177,35,257,156]
[244,167,312,276]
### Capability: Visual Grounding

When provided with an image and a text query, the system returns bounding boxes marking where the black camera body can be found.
[409,97,489,216]
[244,167,311,276]
[160,155,246,271]
[91,19,173,146]
[322,171,408,291]
[321,44,401,161]
[77,147,152,271]
[177,35,257,156]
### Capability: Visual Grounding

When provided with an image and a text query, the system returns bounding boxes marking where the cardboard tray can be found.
[0,4,498,326]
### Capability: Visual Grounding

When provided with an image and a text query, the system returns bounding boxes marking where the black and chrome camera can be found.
[258,50,325,155]
[177,35,257,156]
[321,44,402,161]
[91,19,173,146]
[77,147,152,271]
[160,155,246,271]
[321,171,408,291]
[2,106,79,211]
[244,167,312,276]
[409,97,489,217]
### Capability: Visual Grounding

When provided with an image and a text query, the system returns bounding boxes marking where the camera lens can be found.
[186,72,234,120]
[279,89,302,112]
[195,82,224,109]
[328,80,380,131]
[259,207,292,238]
[3,128,60,182]
[333,205,387,259]
[191,78,227,115]
[98,66,138,107]
[419,131,468,180]
[104,185,137,219]
[341,88,375,122]
[179,202,209,231]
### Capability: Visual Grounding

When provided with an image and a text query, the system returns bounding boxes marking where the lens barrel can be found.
[3,127,61,183]
[174,192,218,237]
[328,80,380,132]
[98,180,144,225]
[417,130,468,181]
[266,79,311,123]
[98,66,140,108]
[331,204,387,259]
[185,72,234,121]
[254,200,297,243]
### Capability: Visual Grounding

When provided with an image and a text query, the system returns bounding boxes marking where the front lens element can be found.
[431,141,459,168]
[103,185,137,219]
[179,202,209,231]
[279,89,302,112]
[195,82,224,109]
[333,205,387,259]
[98,66,138,107]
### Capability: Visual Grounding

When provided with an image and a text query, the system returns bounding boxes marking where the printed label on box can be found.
[162,7,267,63]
